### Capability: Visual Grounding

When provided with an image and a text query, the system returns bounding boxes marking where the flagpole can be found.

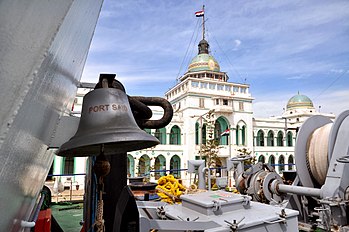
[202,5,205,40]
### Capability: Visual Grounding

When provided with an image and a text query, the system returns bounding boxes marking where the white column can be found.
[74,157,86,187]
[238,128,242,146]
[229,127,232,158]
[134,157,140,177]
[150,157,156,182]
[231,128,236,144]
[166,156,171,176]
[167,132,171,145]
[53,156,63,175]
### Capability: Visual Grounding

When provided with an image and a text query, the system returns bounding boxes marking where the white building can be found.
[51,39,335,188]
[253,94,334,174]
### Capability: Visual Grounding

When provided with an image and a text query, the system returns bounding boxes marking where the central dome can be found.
[286,93,314,110]
[188,39,220,72]
[188,54,220,72]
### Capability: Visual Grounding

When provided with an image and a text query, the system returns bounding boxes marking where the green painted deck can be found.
[51,203,84,232]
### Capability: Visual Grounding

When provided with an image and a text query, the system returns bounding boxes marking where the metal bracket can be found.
[224,217,245,231]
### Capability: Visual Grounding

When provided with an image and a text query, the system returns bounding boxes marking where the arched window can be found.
[202,123,207,145]
[195,122,207,145]
[277,131,283,146]
[64,157,74,175]
[288,155,294,170]
[268,155,275,168]
[241,125,246,145]
[267,130,274,146]
[256,130,264,146]
[170,155,181,178]
[154,155,166,180]
[127,154,135,177]
[195,122,199,145]
[215,116,229,145]
[236,125,240,145]
[170,125,181,145]
[155,128,166,144]
[287,132,293,147]
[258,155,265,163]
[138,155,150,177]
[279,155,285,173]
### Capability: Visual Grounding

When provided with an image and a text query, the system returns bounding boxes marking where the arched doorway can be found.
[268,155,275,168]
[64,157,74,175]
[127,154,135,177]
[258,155,265,163]
[288,155,294,170]
[279,155,285,173]
[170,155,181,178]
[138,154,150,177]
[154,155,166,179]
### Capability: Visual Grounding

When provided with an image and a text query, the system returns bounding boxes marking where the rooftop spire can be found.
[197,5,209,54]
[198,39,209,54]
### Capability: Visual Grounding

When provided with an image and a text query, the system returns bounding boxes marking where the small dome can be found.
[286,93,314,110]
[188,54,220,72]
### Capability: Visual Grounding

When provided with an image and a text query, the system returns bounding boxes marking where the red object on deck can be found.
[34,209,51,232]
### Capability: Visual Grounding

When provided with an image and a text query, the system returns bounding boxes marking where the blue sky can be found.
[81,0,349,118]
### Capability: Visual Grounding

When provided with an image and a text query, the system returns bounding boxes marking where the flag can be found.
[195,10,204,17]
[221,129,230,136]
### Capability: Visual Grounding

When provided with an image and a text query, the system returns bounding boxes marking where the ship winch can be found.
[233,110,349,231]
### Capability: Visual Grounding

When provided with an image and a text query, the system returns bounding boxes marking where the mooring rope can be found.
[306,123,332,185]
[94,186,105,232]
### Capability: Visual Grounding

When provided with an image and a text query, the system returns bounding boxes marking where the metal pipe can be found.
[197,164,206,190]
[275,182,322,198]
[21,192,45,228]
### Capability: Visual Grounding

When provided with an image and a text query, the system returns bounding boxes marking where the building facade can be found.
[51,39,335,187]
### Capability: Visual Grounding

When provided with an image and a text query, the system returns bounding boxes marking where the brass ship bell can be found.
[58,81,159,157]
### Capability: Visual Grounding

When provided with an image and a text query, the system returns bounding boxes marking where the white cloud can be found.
[80,0,349,117]
[330,69,345,74]
[253,100,286,118]
[315,90,349,116]
[287,74,311,80]
[232,39,241,50]
[252,89,349,118]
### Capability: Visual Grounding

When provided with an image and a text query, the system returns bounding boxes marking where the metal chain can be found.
[129,96,173,129]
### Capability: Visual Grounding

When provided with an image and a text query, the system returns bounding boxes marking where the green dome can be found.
[286,93,314,110]
[188,53,220,72]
